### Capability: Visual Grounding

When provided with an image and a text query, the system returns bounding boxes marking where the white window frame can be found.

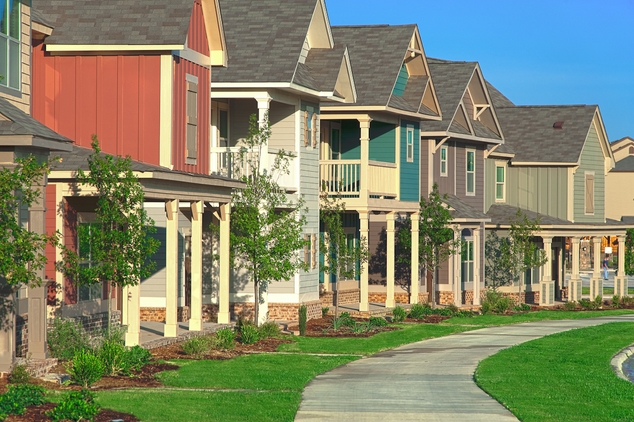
[466,149,476,196]
[495,162,506,202]
[440,145,448,177]
[0,0,21,91]
[461,235,474,284]
[406,125,414,163]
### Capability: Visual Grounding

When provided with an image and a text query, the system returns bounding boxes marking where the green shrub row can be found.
[0,384,46,420]
[46,390,100,422]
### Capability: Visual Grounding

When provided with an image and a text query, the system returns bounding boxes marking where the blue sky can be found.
[326,0,634,142]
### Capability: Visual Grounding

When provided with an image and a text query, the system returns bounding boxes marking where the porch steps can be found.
[142,323,233,350]
[17,357,59,378]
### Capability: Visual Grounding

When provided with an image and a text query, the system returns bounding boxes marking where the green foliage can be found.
[298,305,307,336]
[513,303,531,312]
[8,364,30,384]
[594,295,604,307]
[579,299,598,310]
[68,349,104,388]
[229,115,309,324]
[214,328,236,350]
[392,306,406,323]
[0,155,56,287]
[47,318,92,360]
[368,316,388,328]
[124,345,152,372]
[409,303,432,320]
[564,301,577,311]
[56,136,160,290]
[98,338,128,376]
[485,231,514,289]
[0,384,46,418]
[625,228,634,276]
[239,322,261,345]
[182,337,208,358]
[321,307,329,317]
[46,390,100,422]
[481,289,512,315]
[259,321,281,339]
[331,313,355,331]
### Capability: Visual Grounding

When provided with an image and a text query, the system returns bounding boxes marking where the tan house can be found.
[606,137,634,221]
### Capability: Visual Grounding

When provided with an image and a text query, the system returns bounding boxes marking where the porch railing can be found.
[319,160,398,198]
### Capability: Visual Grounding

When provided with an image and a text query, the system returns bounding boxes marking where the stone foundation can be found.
[140,307,190,323]
[439,291,454,305]
[367,292,429,304]
[320,289,360,307]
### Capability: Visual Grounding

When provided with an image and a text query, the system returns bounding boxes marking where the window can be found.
[495,164,505,201]
[406,126,414,162]
[440,145,448,177]
[219,109,228,147]
[585,172,594,214]
[466,150,475,195]
[186,76,198,163]
[77,223,103,302]
[0,0,20,90]
[461,238,474,284]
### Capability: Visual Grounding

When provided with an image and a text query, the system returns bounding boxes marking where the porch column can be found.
[539,236,554,306]
[257,97,271,171]
[409,212,420,304]
[386,212,396,308]
[358,118,372,201]
[473,227,481,306]
[569,237,582,302]
[165,199,179,337]
[27,182,48,360]
[359,211,370,312]
[124,283,140,346]
[453,227,462,307]
[590,236,603,299]
[189,201,203,331]
[615,235,628,298]
[218,202,231,324]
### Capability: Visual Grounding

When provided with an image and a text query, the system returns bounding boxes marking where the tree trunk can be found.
[335,266,340,319]
[253,278,259,325]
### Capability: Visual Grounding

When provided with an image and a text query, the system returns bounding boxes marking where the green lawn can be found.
[582,287,634,295]
[443,309,634,326]
[475,322,634,422]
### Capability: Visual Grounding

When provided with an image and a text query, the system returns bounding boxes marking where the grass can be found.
[475,322,634,422]
[582,287,634,295]
[443,309,634,326]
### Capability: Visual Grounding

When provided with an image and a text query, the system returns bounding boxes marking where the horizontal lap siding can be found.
[172,57,210,174]
[141,207,167,298]
[341,120,360,159]
[574,125,604,223]
[369,121,396,163]
[32,43,161,164]
[269,102,296,152]
[400,120,419,202]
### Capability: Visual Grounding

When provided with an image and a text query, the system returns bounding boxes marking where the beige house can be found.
[606,137,634,221]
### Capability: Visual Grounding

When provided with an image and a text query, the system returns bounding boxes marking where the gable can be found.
[200,0,227,66]
[306,0,333,49]
[188,0,210,56]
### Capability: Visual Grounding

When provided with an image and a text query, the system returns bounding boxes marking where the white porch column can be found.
[473,227,481,306]
[165,199,179,337]
[386,212,396,308]
[539,236,554,306]
[359,118,372,202]
[257,97,271,171]
[615,235,628,297]
[569,237,582,302]
[218,202,231,324]
[409,212,420,304]
[590,236,603,299]
[124,283,140,346]
[359,211,370,312]
[189,201,203,331]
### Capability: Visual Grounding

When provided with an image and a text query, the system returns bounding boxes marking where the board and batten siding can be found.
[399,119,419,202]
[369,121,396,163]
[574,125,605,223]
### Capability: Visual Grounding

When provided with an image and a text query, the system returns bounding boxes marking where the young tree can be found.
[397,184,459,305]
[230,114,308,325]
[484,231,514,290]
[624,228,634,276]
[57,136,160,329]
[319,185,369,318]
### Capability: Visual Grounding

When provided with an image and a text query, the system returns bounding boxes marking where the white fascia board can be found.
[46,44,184,52]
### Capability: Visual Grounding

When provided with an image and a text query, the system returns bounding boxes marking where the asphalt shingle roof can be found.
[443,194,489,220]
[486,204,572,226]
[300,46,348,94]
[214,0,315,84]
[613,155,634,172]
[32,8,54,28]
[0,98,71,144]
[38,1,196,46]
[495,105,597,164]
[485,81,515,108]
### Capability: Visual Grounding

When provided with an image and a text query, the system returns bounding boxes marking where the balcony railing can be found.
[319,159,398,199]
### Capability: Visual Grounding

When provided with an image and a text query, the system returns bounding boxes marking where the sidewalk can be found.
[295,314,634,421]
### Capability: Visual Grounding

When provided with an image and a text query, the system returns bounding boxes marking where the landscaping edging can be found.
[611,343,634,381]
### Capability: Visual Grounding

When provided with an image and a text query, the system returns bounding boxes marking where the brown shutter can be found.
[186,81,198,160]
[311,233,317,269]
[304,234,310,264]
[311,113,318,148]
[303,111,309,147]
[585,173,594,214]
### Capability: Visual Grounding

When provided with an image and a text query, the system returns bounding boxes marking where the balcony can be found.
[319,160,398,199]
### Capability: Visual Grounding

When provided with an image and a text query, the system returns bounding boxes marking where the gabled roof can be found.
[443,194,490,221]
[31,8,54,29]
[486,204,573,226]
[495,105,599,164]
[612,156,634,172]
[214,0,316,84]
[38,1,202,47]
[486,81,515,109]
[299,46,354,99]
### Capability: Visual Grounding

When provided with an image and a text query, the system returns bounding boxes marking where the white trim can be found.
[160,55,174,169]
[175,48,211,68]
[495,162,506,202]
[406,125,415,163]
[140,297,167,308]
[466,148,476,196]
[440,145,448,177]
[46,44,184,52]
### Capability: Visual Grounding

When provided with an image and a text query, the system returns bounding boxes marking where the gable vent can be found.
[553,121,564,129]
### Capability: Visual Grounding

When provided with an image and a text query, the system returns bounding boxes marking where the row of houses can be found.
[0,0,630,371]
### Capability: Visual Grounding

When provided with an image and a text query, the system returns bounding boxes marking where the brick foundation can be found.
[202,301,322,323]
[320,289,360,307]
[367,292,429,304]
[439,291,454,305]
[140,307,190,323]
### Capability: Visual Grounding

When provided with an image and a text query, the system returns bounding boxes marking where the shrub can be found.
[47,319,91,360]
[46,390,100,422]
[352,323,368,333]
[409,303,432,320]
[239,323,260,345]
[392,306,406,323]
[564,301,577,311]
[98,338,128,376]
[456,310,475,318]
[182,337,208,358]
[512,303,531,312]
[481,289,513,315]
[124,345,152,373]
[579,298,594,310]
[331,314,353,331]
[433,307,455,317]
[0,384,46,417]
[594,295,603,308]
[8,363,31,384]
[259,321,281,339]
[446,303,459,315]
[299,305,307,336]
[321,307,329,317]
[68,349,104,388]
[368,316,388,328]
[494,296,512,313]
[612,295,622,308]
[214,328,235,350]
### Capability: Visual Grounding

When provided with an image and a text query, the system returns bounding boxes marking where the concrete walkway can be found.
[295,314,634,422]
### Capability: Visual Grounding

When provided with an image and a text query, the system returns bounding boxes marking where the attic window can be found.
[553,121,564,130]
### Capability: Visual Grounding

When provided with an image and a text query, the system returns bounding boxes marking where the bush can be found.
[564,301,577,311]
[182,337,208,358]
[214,328,235,350]
[68,349,104,388]
[46,390,100,422]
[392,306,406,323]
[579,298,594,310]
[98,338,128,376]
[433,307,455,317]
[446,303,459,315]
[124,345,152,373]
[481,289,513,315]
[456,310,475,318]
[321,307,329,317]
[594,295,603,308]
[259,321,281,339]
[409,303,432,320]
[612,295,622,308]
[239,322,260,345]
[47,319,91,360]
[339,312,356,327]
[298,305,307,336]
[8,364,31,384]
[512,303,531,312]
[368,316,388,328]
[0,384,46,418]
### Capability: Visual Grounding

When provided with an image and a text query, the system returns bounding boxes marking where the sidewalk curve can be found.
[295,315,634,422]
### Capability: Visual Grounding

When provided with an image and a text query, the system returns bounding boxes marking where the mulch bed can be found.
[150,336,294,361]
[287,316,401,337]
[5,403,139,422]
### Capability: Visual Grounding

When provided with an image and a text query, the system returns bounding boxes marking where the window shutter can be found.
[585,174,594,214]
[304,234,310,264]
[311,113,318,148]
[186,81,198,160]
[311,234,317,269]
[303,111,309,147]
